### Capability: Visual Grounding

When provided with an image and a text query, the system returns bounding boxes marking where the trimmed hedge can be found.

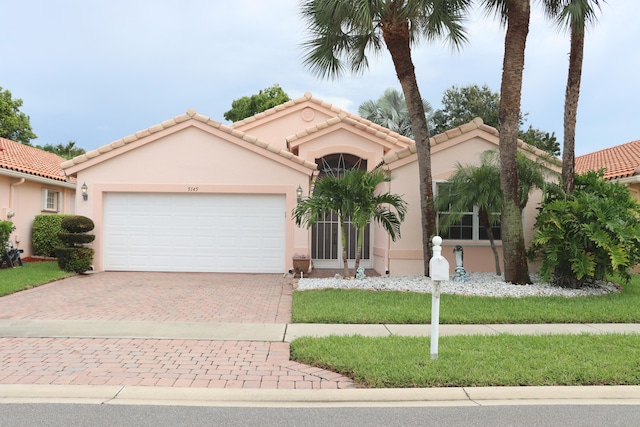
[55,215,95,273]
[33,214,72,257]
[55,247,95,273]
[60,216,94,234]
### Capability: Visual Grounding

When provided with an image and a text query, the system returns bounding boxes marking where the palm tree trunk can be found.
[382,18,435,276]
[340,217,349,277]
[562,20,584,194]
[479,209,501,276]
[499,0,532,285]
[354,227,363,277]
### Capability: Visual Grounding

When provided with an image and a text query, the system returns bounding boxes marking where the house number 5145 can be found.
[187,187,199,192]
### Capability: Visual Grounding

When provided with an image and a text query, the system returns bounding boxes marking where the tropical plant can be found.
[358,88,433,139]
[480,0,532,284]
[435,149,550,275]
[543,0,605,193]
[293,168,407,277]
[299,0,471,276]
[0,221,15,256]
[38,141,86,160]
[529,170,640,288]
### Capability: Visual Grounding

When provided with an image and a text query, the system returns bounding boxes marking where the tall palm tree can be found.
[293,168,407,278]
[358,88,433,139]
[299,0,471,276]
[480,0,532,284]
[543,0,604,194]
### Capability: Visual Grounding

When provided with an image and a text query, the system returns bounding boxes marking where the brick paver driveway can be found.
[0,272,291,323]
[0,272,355,389]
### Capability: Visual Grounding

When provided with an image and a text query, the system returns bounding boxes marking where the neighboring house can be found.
[61,93,558,275]
[0,137,76,255]
[575,139,640,200]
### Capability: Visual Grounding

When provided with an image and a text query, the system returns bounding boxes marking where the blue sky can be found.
[2,1,637,156]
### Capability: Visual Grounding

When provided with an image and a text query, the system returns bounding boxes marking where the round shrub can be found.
[32,214,73,257]
[61,216,95,234]
[55,247,95,273]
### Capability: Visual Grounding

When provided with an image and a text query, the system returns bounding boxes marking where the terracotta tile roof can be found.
[0,137,69,182]
[575,140,640,180]
[61,109,318,171]
[234,92,414,148]
[382,118,557,165]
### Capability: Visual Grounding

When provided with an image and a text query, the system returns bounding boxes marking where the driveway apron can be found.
[0,272,355,390]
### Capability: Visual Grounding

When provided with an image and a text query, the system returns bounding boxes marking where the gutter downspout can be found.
[8,178,25,244]
[8,178,25,217]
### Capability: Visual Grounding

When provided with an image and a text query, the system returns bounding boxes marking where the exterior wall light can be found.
[296,185,303,203]
[81,182,88,201]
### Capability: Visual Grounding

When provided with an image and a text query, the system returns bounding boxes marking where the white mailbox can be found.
[429,236,450,281]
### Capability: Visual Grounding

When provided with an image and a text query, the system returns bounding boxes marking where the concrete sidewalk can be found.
[1,319,639,341]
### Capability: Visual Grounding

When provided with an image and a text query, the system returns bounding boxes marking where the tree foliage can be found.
[0,86,37,144]
[223,84,290,122]
[529,170,640,288]
[293,168,407,278]
[436,149,551,275]
[358,88,433,139]
[431,84,560,156]
[38,141,86,160]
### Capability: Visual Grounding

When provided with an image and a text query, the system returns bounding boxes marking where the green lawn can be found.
[290,274,640,388]
[0,261,73,296]
[292,275,640,324]
[291,333,640,388]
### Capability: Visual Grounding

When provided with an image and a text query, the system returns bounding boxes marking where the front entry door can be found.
[311,211,371,269]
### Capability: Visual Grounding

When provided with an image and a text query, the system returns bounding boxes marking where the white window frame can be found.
[435,181,501,241]
[42,188,61,212]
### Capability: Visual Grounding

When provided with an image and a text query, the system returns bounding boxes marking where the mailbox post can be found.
[429,236,450,360]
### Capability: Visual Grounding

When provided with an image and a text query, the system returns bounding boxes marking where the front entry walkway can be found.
[0,272,356,389]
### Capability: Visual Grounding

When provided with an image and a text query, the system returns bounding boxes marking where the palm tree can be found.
[358,88,433,139]
[299,0,471,276]
[543,0,604,194]
[436,161,503,275]
[480,0,532,284]
[293,168,407,278]
[349,169,407,273]
[436,149,551,276]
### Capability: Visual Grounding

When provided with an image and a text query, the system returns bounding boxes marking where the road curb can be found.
[1,385,639,407]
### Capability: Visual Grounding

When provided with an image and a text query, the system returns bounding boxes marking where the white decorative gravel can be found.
[297,272,619,298]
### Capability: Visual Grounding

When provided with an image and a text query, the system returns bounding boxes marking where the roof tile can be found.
[0,137,69,182]
[575,140,640,180]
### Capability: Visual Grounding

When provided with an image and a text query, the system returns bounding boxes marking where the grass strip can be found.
[0,262,73,296]
[290,333,640,388]
[292,275,640,324]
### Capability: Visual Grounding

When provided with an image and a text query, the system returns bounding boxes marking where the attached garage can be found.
[103,193,286,273]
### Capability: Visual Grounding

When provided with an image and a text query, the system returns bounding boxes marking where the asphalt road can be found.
[1,404,639,426]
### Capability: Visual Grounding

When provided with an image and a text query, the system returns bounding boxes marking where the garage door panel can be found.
[104,193,285,272]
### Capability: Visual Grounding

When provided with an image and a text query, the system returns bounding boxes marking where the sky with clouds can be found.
[2,0,637,156]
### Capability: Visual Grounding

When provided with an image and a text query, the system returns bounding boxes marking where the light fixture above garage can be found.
[81,182,88,201]
[296,185,303,203]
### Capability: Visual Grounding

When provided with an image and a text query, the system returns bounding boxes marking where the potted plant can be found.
[292,253,311,278]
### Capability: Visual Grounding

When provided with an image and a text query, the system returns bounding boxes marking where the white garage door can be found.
[103,193,286,273]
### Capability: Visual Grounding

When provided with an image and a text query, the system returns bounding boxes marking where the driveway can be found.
[0,272,291,323]
[0,272,356,389]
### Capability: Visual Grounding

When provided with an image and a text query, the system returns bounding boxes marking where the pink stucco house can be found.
[61,93,558,275]
[0,137,76,255]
